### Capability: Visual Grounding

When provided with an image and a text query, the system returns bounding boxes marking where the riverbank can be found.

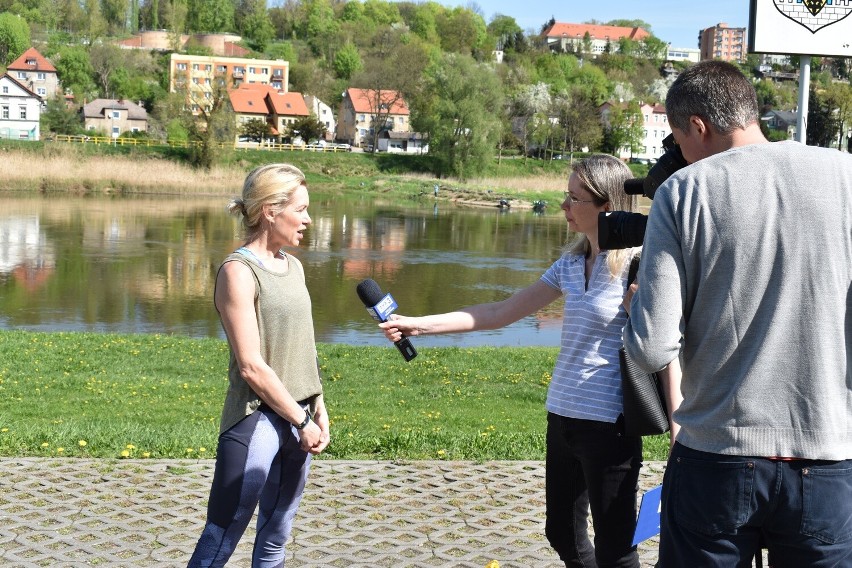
[0,140,579,210]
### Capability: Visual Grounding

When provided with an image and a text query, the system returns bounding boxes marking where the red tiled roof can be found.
[7,47,57,73]
[229,85,269,115]
[230,83,309,117]
[346,88,409,115]
[543,22,650,42]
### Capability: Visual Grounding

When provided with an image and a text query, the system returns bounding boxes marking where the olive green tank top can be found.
[216,252,323,433]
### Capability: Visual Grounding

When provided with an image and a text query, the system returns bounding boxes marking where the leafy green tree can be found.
[333,42,362,80]
[553,89,603,159]
[54,45,97,100]
[823,81,852,148]
[806,87,839,147]
[435,6,486,55]
[41,96,84,135]
[267,41,297,63]
[414,53,504,180]
[602,100,644,157]
[236,0,274,51]
[363,0,400,26]
[0,12,30,66]
[287,114,325,143]
[101,0,130,35]
[406,2,440,45]
[89,44,125,97]
[187,0,234,33]
[240,117,271,142]
[301,0,339,57]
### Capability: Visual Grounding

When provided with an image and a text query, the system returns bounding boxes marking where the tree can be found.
[235,0,274,51]
[41,96,84,135]
[287,114,325,143]
[186,0,234,33]
[54,45,97,100]
[89,44,125,98]
[0,12,30,66]
[435,6,487,55]
[240,117,271,142]
[553,89,603,160]
[333,42,362,80]
[602,100,643,157]
[414,53,504,180]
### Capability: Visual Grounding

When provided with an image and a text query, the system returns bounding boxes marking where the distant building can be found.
[6,47,60,100]
[666,46,700,63]
[377,131,428,154]
[169,54,288,115]
[542,22,651,56]
[761,109,797,139]
[0,73,43,141]
[336,88,411,149]
[303,95,336,141]
[699,23,747,62]
[82,99,148,138]
[118,31,250,57]
[229,83,310,143]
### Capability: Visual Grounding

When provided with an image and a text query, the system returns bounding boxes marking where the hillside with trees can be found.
[2,0,851,176]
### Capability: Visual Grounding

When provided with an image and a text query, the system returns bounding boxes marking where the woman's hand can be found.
[378,314,421,342]
[307,399,330,455]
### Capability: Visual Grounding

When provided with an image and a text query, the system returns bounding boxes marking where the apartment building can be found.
[542,22,650,55]
[699,23,747,62]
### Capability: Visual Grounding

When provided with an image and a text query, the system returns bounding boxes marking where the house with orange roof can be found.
[6,47,60,100]
[229,83,310,144]
[542,22,651,56]
[0,73,43,140]
[336,87,411,150]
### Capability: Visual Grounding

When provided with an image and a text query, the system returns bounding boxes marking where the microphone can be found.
[356,278,417,362]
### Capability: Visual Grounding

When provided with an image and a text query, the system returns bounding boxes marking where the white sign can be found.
[749,0,852,57]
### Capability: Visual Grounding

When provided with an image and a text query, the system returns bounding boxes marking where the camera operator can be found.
[623,61,852,567]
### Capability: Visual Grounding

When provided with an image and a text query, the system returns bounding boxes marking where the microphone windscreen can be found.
[356,279,384,306]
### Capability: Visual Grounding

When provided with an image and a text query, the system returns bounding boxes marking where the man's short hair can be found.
[665,61,759,134]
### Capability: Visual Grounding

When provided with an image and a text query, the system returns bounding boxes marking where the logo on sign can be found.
[372,293,399,321]
[774,0,852,33]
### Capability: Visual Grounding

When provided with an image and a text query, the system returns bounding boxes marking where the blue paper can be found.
[633,485,663,546]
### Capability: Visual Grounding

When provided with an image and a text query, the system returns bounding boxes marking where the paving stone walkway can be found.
[1,458,668,567]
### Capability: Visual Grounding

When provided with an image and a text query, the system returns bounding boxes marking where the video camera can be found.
[598,134,688,250]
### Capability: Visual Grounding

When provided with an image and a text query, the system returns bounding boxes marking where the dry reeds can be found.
[0,148,244,195]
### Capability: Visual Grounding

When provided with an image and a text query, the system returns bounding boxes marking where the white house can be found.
[0,73,42,141]
[303,95,336,141]
[377,131,428,154]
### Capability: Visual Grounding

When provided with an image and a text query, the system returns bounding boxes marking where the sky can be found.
[449,0,751,49]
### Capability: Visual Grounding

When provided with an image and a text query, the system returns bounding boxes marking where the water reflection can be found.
[0,192,569,346]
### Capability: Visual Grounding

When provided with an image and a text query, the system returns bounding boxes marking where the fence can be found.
[51,135,353,153]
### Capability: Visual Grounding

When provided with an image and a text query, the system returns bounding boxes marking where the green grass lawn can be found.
[0,330,669,461]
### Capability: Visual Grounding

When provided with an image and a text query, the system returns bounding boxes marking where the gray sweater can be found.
[624,141,852,460]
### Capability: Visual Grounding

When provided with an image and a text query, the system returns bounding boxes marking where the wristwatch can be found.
[295,411,311,430]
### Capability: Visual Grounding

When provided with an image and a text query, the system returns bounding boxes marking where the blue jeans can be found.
[545,413,642,568]
[659,443,852,568]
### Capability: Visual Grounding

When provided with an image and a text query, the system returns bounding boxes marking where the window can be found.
[1,86,7,94]
[37,88,46,96]
[272,81,282,89]
[17,72,26,79]
[261,68,268,74]
[36,73,45,81]
[112,111,120,119]
[217,65,227,73]
[177,63,187,71]
[112,126,120,136]
[398,117,404,124]
[131,127,139,133]
[249,67,256,74]
[2,106,8,119]
[192,64,199,71]
[358,114,365,122]
[20,107,27,119]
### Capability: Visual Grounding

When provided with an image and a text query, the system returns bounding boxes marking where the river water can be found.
[0,191,570,347]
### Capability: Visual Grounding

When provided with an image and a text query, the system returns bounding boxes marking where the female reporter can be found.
[380,154,643,567]
[188,164,329,567]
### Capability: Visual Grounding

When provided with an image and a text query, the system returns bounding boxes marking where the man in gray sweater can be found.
[624,61,852,566]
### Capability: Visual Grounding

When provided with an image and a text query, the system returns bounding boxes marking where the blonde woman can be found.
[380,155,643,567]
[189,164,329,567]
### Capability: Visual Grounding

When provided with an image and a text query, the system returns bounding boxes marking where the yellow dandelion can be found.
[126,444,136,449]
[186,448,194,453]
[56,447,64,453]
[199,447,206,453]
[78,440,87,447]
[142,452,151,458]
[437,449,446,457]
[41,442,49,448]
[485,561,500,568]
[120,450,130,458]
[1,428,8,433]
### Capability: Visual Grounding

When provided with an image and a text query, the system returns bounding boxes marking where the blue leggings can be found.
[188,405,311,568]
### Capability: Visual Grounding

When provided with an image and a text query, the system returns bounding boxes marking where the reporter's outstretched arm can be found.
[379,280,561,341]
